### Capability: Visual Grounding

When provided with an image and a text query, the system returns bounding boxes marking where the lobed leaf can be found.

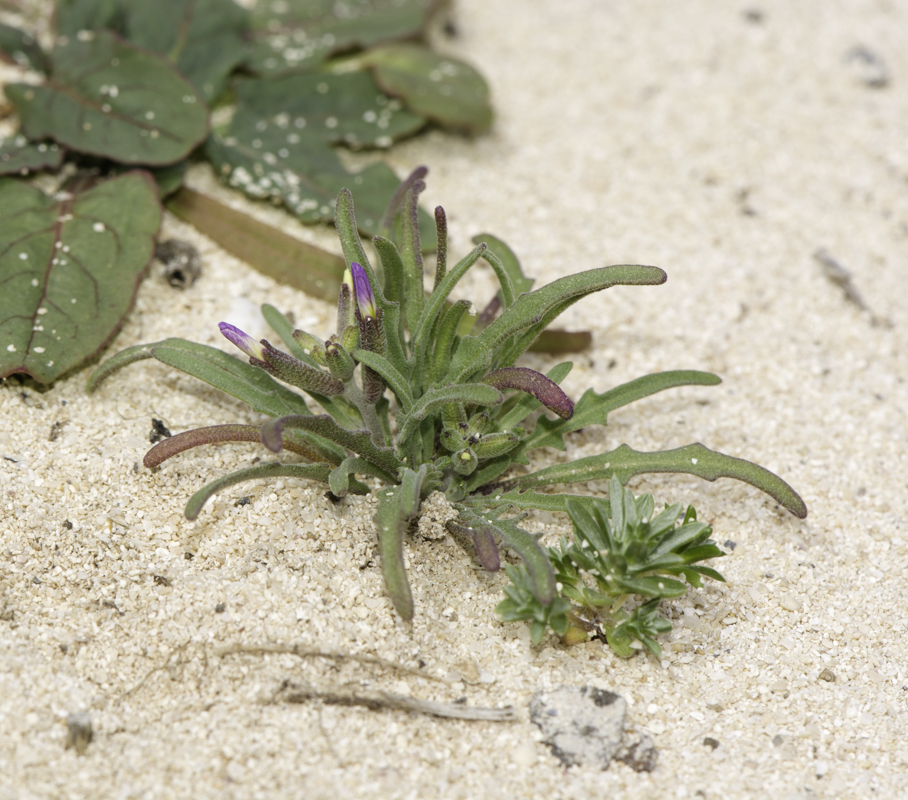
[0,172,160,383]
[503,442,808,518]
[6,31,208,166]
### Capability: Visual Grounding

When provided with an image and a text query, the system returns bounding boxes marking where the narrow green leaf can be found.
[375,483,413,620]
[471,231,532,297]
[6,31,208,166]
[397,383,502,445]
[506,442,808,518]
[351,349,413,411]
[149,342,314,418]
[464,488,605,515]
[122,0,249,102]
[0,172,160,383]
[247,0,437,76]
[0,22,49,73]
[362,44,493,134]
[185,462,332,520]
[447,265,667,382]
[328,457,378,497]
[166,188,346,299]
[522,370,721,453]
[261,414,403,474]
[481,516,554,604]
[411,243,486,353]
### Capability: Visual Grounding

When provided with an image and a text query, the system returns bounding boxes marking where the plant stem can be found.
[343,379,384,447]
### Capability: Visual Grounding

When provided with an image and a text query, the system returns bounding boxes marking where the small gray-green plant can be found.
[88,169,806,634]
[497,476,725,656]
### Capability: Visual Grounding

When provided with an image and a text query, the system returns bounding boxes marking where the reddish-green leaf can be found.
[0,171,161,383]
[5,31,208,166]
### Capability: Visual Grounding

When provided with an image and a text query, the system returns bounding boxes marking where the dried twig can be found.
[213,642,444,682]
[274,681,518,722]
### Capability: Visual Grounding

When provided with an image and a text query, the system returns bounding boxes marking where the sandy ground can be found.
[2,1,908,798]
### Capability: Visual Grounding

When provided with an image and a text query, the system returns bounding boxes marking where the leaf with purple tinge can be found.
[0,171,160,383]
[483,366,574,420]
[5,31,208,166]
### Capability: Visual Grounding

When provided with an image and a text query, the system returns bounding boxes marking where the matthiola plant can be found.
[89,168,806,647]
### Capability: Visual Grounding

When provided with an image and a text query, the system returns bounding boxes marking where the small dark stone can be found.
[153,575,171,587]
[844,45,890,89]
[149,419,172,443]
[237,496,251,506]
[723,540,737,551]
[49,420,65,442]
[772,734,784,747]
[215,602,226,613]
[742,8,764,24]
[818,668,836,683]
[62,520,73,530]
[184,552,194,561]
[703,737,720,750]
[156,239,202,289]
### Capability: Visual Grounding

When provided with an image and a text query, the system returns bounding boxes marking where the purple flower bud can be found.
[350,262,377,318]
[219,322,265,361]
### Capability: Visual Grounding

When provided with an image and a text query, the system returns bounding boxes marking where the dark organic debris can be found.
[155,239,202,289]
[814,249,890,327]
[149,418,172,443]
[65,712,93,755]
[615,732,658,772]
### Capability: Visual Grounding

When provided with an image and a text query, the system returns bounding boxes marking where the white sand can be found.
[2,1,907,797]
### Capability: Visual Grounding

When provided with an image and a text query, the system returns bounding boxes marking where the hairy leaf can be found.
[0,135,64,176]
[185,462,333,519]
[5,31,208,166]
[247,0,436,76]
[261,414,403,473]
[328,456,376,497]
[504,442,808,518]
[362,44,492,134]
[447,265,667,382]
[143,423,325,467]
[397,383,502,445]
[0,172,160,383]
[522,370,722,453]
